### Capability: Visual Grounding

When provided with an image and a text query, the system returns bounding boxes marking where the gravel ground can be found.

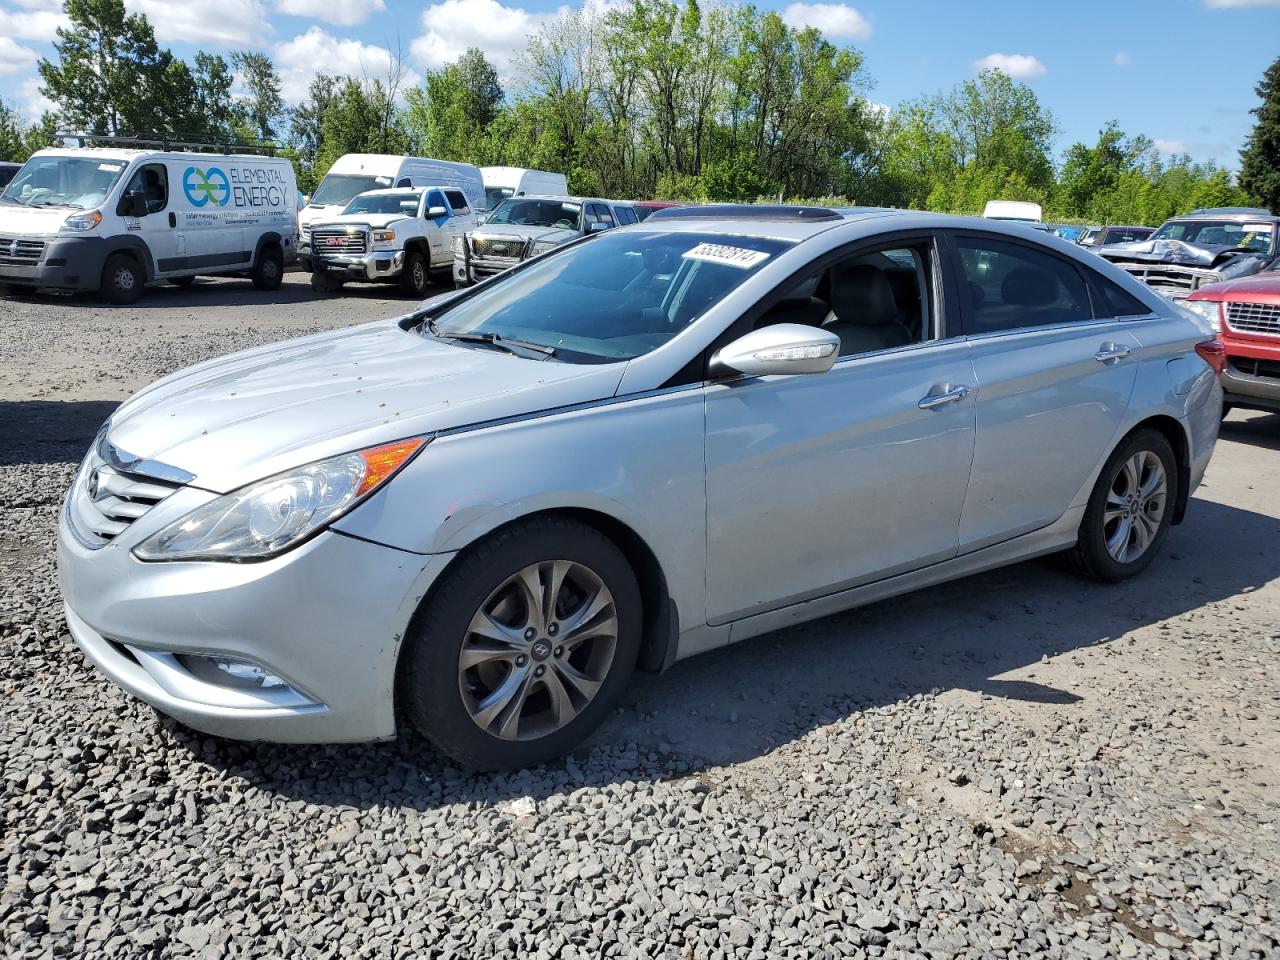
[2,276,1279,959]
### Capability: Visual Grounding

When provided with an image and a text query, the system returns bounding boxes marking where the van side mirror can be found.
[118,193,147,217]
[426,205,447,219]
[710,324,840,378]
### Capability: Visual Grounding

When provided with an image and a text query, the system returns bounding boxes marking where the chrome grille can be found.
[68,440,185,548]
[0,237,45,265]
[470,236,527,260]
[1225,301,1280,337]
[311,229,368,256]
[1112,263,1220,299]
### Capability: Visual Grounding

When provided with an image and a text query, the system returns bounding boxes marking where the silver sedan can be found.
[58,206,1223,769]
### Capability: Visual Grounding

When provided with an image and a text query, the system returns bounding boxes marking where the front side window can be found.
[343,192,420,215]
[425,190,448,216]
[312,174,393,206]
[486,199,582,231]
[121,163,168,214]
[955,235,1092,334]
[588,204,616,229]
[422,230,791,363]
[1,155,128,210]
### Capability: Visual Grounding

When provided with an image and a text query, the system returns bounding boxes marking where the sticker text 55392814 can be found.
[682,242,771,269]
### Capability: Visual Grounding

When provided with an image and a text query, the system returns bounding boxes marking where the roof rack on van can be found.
[646,204,843,223]
[53,131,284,156]
[1185,206,1275,218]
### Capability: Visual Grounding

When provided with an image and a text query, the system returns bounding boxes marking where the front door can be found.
[703,236,978,624]
[117,163,179,275]
[424,189,451,264]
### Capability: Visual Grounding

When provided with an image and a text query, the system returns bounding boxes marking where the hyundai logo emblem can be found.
[86,470,100,499]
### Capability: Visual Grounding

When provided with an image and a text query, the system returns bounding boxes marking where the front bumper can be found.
[1222,341,1280,412]
[312,249,404,281]
[454,245,523,286]
[58,509,453,743]
[0,235,108,291]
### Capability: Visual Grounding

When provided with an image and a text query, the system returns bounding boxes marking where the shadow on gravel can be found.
[158,490,1280,814]
[0,400,119,466]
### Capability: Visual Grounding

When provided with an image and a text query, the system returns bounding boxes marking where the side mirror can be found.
[426,205,447,218]
[119,193,147,217]
[710,324,840,378]
[587,221,610,234]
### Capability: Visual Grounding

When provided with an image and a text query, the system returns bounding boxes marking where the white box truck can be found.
[0,141,298,303]
[480,166,570,210]
[299,154,485,266]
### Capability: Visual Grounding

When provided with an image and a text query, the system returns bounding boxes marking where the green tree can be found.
[232,51,285,141]
[405,48,503,161]
[1239,55,1280,212]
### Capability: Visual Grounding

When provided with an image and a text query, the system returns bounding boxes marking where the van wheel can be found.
[400,517,641,771]
[310,272,342,293]
[400,249,429,297]
[251,245,284,291]
[101,253,144,305]
[1067,428,1178,583]
[168,276,196,287]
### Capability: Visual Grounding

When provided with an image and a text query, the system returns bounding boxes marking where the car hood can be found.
[473,224,577,245]
[310,213,407,230]
[1099,237,1256,267]
[1191,270,1280,300]
[107,319,625,493]
[0,203,75,236]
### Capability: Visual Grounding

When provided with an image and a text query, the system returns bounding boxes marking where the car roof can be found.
[1171,208,1278,223]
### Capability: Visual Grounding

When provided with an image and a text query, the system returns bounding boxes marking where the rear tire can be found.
[399,249,429,297]
[251,245,284,291]
[100,253,144,305]
[400,517,641,771]
[1067,428,1178,583]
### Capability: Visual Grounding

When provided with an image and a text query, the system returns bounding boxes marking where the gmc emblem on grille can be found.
[324,237,344,247]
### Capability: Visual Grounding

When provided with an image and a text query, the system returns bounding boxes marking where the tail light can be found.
[1194,338,1226,376]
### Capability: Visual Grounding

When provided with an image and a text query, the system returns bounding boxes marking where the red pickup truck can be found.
[1186,264,1280,416]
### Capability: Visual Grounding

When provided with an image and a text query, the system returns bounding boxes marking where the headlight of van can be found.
[133,438,428,561]
[63,209,103,232]
[530,239,560,256]
[1183,299,1222,333]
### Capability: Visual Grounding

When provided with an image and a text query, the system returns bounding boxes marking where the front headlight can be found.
[373,230,395,244]
[63,209,103,232]
[530,239,559,256]
[1184,299,1222,333]
[133,437,428,562]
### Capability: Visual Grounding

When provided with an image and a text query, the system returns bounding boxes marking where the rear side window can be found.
[954,235,1092,334]
[615,206,638,225]
[445,189,469,214]
[1091,274,1152,317]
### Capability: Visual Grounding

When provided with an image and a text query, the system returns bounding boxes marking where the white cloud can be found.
[18,75,56,117]
[0,4,70,41]
[973,52,1046,80]
[410,0,557,75]
[274,0,386,27]
[1154,138,1189,155]
[1113,50,1131,67]
[0,36,39,76]
[275,26,422,102]
[780,3,872,40]
[1205,0,1280,7]
[123,0,271,46]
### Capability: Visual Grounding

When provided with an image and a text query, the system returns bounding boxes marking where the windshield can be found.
[343,193,420,215]
[1150,220,1276,255]
[1,155,128,209]
[484,186,514,209]
[422,230,791,363]
[312,173,393,207]
[486,198,582,231]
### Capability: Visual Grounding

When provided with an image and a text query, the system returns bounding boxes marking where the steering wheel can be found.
[554,218,573,229]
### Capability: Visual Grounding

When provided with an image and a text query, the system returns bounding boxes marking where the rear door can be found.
[946,231,1142,552]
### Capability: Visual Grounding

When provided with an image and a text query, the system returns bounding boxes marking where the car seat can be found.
[823,265,913,355]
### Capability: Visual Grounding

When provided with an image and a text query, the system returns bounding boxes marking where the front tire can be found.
[1067,428,1178,582]
[100,253,144,305]
[399,249,429,297]
[400,518,641,770]
[251,245,284,291]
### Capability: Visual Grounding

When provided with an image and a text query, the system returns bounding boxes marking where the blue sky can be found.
[1,0,1277,168]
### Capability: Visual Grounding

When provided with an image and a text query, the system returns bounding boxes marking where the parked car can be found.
[1080,225,1155,248]
[453,195,637,286]
[1185,261,1280,415]
[303,186,477,296]
[300,154,484,260]
[59,205,1221,769]
[982,199,1043,223]
[480,167,569,211]
[0,161,21,190]
[633,200,682,221]
[1,143,297,303]
[1100,207,1279,299]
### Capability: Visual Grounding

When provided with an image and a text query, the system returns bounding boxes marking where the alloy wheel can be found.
[458,560,618,741]
[1103,450,1167,563]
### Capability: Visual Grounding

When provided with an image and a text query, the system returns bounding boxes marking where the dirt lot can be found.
[2,275,1278,959]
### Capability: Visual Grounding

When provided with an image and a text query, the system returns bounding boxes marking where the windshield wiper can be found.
[447,329,556,358]
[0,194,34,207]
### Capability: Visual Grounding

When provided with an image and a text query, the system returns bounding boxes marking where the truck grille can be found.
[311,229,368,256]
[1111,263,1220,299]
[67,440,186,549]
[470,236,527,260]
[1225,301,1280,337]
[0,237,45,264]
[1228,356,1280,381]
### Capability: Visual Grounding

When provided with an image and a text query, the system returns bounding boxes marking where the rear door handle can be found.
[1095,343,1131,363]
[919,384,971,410]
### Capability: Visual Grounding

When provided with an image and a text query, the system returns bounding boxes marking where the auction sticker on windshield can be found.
[682,242,771,269]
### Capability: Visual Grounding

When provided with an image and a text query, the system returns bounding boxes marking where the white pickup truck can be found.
[303,186,477,296]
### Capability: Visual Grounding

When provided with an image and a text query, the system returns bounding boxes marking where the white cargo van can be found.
[299,154,484,263]
[0,145,298,303]
[480,166,570,210]
[982,200,1043,223]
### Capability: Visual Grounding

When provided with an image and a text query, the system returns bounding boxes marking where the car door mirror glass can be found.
[711,323,840,377]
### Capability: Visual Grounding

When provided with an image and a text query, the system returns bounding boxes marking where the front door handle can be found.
[1095,343,1131,363]
[919,384,971,410]
[168,212,176,228]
